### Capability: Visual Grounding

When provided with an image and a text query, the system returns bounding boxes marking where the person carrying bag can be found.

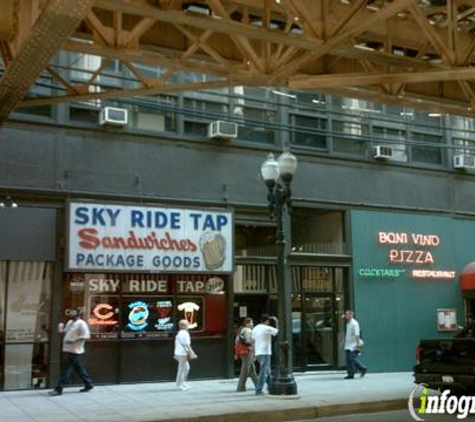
[235,318,257,392]
[174,319,198,390]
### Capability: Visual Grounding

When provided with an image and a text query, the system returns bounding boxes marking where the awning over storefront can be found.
[460,262,475,290]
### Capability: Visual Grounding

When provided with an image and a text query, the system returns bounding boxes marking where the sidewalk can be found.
[0,371,413,422]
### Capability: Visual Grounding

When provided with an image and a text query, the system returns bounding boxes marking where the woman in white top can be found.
[174,319,198,390]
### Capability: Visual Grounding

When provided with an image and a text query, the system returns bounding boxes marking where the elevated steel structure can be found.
[2,0,475,127]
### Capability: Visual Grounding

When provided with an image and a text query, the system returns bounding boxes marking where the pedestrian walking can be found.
[252,314,278,395]
[343,310,367,379]
[48,307,94,396]
[235,317,257,392]
[174,319,198,391]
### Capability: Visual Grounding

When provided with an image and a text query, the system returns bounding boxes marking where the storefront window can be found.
[2,261,52,390]
[63,273,226,339]
[302,267,333,292]
[234,264,268,293]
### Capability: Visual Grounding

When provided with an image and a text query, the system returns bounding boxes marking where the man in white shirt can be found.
[48,307,94,396]
[344,310,367,379]
[252,314,278,395]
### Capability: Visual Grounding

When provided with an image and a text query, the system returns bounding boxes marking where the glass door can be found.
[303,294,335,368]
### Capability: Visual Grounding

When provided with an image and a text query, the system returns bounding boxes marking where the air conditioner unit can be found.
[207,121,238,140]
[453,154,475,169]
[99,107,128,127]
[373,145,393,159]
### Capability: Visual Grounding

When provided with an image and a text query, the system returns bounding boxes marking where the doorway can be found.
[303,295,336,367]
[292,294,338,370]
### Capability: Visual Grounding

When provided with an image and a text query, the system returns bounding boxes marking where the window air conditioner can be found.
[453,154,475,169]
[99,107,128,127]
[207,121,238,140]
[373,145,393,159]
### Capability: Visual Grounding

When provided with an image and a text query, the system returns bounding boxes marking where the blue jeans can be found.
[255,354,271,394]
[345,349,367,378]
[55,352,94,392]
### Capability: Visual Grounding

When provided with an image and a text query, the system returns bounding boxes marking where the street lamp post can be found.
[260,151,298,396]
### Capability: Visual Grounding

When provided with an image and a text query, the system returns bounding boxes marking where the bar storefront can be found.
[63,201,233,384]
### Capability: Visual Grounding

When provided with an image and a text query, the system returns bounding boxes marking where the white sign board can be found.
[67,202,233,273]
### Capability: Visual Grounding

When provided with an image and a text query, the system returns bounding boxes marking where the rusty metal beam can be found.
[0,0,95,127]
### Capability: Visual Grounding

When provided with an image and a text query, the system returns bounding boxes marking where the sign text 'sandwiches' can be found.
[67,202,233,273]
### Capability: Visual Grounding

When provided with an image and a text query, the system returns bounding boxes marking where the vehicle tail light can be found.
[416,344,421,364]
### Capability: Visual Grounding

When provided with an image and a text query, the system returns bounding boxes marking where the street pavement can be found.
[0,371,412,422]
[290,410,456,422]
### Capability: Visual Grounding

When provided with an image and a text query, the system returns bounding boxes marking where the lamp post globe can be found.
[277,151,297,181]
[261,153,280,185]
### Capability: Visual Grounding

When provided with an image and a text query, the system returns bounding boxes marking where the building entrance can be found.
[292,293,341,370]
[233,264,348,373]
[303,294,336,367]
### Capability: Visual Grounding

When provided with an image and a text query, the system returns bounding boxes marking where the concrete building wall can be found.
[1,124,474,217]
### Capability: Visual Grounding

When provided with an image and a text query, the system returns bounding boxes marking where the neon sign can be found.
[154,300,173,331]
[88,303,119,326]
[388,250,434,264]
[378,232,440,246]
[359,230,456,280]
[412,270,456,279]
[359,268,406,278]
[177,301,200,329]
[127,301,149,331]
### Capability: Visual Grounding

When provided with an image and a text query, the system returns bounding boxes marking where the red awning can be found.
[460,262,475,290]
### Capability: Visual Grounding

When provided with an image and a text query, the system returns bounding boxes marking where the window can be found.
[412,109,442,125]
[237,106,276,144]
[233,264,271,293]
[183,99,229,136]
[63,273,226,339]
[450,116,475,132]
[235,225,276,257]
[295,92,326,108]
[332,120,369,155]
[130,96,177,133]
[69,105,100,124]
[70,54,102,82]
[411,132,443,165]
[385,104,404,117]
[453,138,475,156]
[14,106,52,118]
[1,261,53,390]
[291,209,347,254]
[290,114,327,149]
[372,126,408,162]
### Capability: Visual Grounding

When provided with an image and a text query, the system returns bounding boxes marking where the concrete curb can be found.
[155,398,408,422]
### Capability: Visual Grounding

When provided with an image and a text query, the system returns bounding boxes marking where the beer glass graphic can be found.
[177,301,200,329]
[199,232,226,270]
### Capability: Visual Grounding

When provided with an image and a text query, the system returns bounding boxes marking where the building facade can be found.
[1,80,475,389]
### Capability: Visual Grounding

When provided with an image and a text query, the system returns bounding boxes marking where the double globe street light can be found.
[260,150,298,396]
